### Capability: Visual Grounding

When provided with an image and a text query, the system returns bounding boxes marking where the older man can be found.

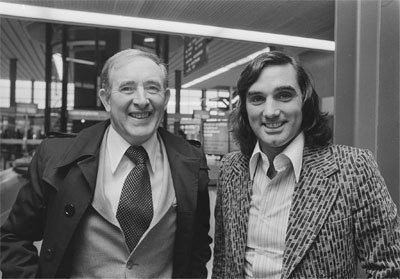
[1,49,212,278]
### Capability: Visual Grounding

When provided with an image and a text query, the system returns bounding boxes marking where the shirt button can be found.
[126,260,138,269]
[64,204,75,217]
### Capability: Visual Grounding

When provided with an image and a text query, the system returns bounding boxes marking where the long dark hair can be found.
[230,51,332,157]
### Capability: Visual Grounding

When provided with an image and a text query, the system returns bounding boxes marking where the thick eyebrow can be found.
[144,80,163,88]
[118,81,137,88]
[247,90,263,96]
[118,80,163,89]
[273,85,298,94]
[247,85,298,96]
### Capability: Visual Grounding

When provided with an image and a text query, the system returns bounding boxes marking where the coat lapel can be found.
[158,129,201,266]
[282,145,339,279]
[159,128,200,214]
[221,152,252,277]
[235,167,253,276]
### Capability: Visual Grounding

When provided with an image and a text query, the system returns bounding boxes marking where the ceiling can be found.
[0,0,335,90]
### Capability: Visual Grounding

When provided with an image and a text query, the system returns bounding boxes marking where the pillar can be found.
[334,0,399,209]
[44,23,53,134]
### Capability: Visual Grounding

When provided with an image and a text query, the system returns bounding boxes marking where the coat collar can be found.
[56,120,110,168]
[43,120,110,191]
[282,144,340,279]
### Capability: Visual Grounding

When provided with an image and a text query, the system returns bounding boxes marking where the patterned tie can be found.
[116,146,153,253]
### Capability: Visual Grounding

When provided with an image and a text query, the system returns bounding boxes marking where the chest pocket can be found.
[306,215,355,278]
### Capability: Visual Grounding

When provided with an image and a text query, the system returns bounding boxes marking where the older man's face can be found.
[100,56,169,146]
[246,63,303,156]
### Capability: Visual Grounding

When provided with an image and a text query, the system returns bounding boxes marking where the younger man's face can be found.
[246,63,303,156]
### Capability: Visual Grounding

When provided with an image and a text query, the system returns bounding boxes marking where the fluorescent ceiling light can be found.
[182,47,270,88]
[144,37,155,43]
[67,40,106,48]
[66,57,95,66]
[52,53,95,80]
[52,53,63,80]
[0,2,335,51]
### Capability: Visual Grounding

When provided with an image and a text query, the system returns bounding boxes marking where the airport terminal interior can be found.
[0,0,399,277]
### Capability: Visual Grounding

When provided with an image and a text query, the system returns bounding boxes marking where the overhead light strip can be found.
[52,53,63,80]
[182,47,271,88]
[0,2,335,51]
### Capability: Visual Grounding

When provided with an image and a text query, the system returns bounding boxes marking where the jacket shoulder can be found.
[316,145,379,182]
[329,144,375,164]
[220,151,248,175]
[35,133,80,164]
[306,144,373,163]
[221,151,246,164]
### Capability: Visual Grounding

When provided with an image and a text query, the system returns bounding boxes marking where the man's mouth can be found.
[129,112,152,119]
[264,122,284,129]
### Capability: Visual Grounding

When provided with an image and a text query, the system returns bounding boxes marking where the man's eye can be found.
[146,86,161,94]
[248,95,265,105]
[276,92,294,101]
[120,87,135,94]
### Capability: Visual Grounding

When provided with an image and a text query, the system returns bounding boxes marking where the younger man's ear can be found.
[99,89,111,112]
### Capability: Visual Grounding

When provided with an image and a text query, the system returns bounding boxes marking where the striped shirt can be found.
[244,132,304,279]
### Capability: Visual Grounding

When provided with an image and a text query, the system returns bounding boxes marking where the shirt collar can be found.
[107,125,159,174]
[249,141,264,180]
[249,132,304,183]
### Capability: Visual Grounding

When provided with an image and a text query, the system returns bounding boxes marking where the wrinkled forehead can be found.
[109,56,166,85]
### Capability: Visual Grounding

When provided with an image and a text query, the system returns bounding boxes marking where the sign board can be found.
[68,109,109,121]
[203,122,229,155]
[193,109,210,119]
[15,103,38,115]
[183,37,209,76]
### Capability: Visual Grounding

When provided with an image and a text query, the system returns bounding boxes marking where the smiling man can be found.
[1,49,212,278]
[212,51,400,279]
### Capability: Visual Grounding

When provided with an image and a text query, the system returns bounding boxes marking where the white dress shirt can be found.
[244,132,304,279]
[93,125,176,250]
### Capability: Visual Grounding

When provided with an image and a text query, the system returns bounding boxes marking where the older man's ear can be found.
[163,89,171,109]
[99,88,111,112]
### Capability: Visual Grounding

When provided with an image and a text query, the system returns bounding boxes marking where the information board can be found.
[15,103,38,115]
[183,37,209,76]
[203,122,229,155]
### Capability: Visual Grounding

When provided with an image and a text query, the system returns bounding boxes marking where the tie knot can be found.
[267,161,277,179]
[126,146,148,165]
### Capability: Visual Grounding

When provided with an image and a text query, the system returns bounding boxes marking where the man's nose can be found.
[132,87,149,107]
[263,99,280,118]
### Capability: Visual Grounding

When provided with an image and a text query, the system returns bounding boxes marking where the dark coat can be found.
[1,120,212,278]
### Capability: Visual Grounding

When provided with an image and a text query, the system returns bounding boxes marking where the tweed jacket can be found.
[1,120,212,278]
[212,144,400,279]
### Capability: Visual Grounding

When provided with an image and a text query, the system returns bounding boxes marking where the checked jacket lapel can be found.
[281,145,340,279]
